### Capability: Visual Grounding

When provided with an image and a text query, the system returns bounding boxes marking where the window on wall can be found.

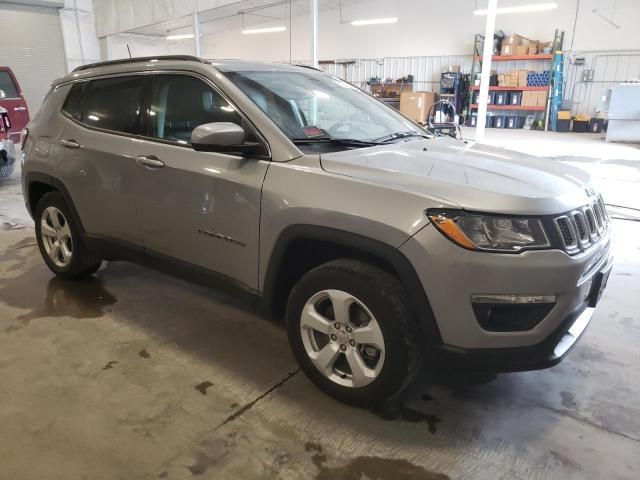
[147,75,244,143]
[76,76,145,134]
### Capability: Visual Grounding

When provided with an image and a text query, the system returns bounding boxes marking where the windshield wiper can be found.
[292,137,384,147]
[373,131,432,143]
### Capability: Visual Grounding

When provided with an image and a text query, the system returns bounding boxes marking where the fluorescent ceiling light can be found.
[351,17,398,26]
[242,26,286,34]
[166,34,194,40]
[473,2,557,15]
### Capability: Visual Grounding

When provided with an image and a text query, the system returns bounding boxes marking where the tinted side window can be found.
[148,75,243,143]
[0,71,19,98]
[62,82,88,121]
[80,76,144,134]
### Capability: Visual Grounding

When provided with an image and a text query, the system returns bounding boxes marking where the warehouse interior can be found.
[0,0,639,479]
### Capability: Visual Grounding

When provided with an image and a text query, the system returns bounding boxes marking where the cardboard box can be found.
[501,44,514,56]
[515,45,529,56]
[518,70,529,86]
[400,91,437,123]
[530,91,540,106]
[557,110,572,120]
[521,91,532,106]
[538,41,553,54]
[532,91,548,107]
[527,43,539,55]
[505,33,525,46]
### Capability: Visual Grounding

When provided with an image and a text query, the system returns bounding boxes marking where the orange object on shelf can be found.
[474,54,553,61]
[470,104,546,111]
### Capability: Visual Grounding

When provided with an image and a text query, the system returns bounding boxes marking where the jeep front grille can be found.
[555,216,577,249]
[572,212,588,241]
[554,195,609,254]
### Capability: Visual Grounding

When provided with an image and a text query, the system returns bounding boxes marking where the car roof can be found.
[209,59,318,73]
[53,56,320,86]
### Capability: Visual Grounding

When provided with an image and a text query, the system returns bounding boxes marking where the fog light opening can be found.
[471,294,557,332]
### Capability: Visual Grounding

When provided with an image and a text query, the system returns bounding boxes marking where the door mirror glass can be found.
[191,122,259,155]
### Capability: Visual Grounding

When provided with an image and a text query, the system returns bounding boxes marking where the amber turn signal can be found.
[429,214,477,250]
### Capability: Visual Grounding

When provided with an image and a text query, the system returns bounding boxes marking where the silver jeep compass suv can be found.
[22,56,612,406]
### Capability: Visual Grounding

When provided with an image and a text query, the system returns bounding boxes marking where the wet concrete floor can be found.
[1,143,639,479]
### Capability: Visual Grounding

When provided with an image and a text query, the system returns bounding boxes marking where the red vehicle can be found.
[0,67,30,143]
[0,105,16,177]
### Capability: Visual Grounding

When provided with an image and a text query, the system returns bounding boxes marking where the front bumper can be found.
[400,223,612,354]
[435,301,594,372]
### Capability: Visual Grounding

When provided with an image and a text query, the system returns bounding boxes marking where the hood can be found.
[320,137,594,215]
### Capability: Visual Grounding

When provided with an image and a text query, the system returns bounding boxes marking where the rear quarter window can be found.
[0,71,19,99]
[62,83,88,121]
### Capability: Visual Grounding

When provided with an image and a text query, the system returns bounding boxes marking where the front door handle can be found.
[14,106,27,112]
[60,139,81,149]
[135,155,165,169]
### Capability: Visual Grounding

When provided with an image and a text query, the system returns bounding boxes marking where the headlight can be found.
[427,209,550,252]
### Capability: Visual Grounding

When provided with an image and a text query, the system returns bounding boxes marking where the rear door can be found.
[0,68,30,142]
[58,76,146,247]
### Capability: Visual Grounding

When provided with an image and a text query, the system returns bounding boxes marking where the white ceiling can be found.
[126,0,379,37]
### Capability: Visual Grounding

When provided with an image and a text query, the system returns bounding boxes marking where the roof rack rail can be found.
[72,55,208,73]
[294,64,322,71]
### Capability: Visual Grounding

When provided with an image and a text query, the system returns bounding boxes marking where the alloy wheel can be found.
[300,289,385,388]
[40,206,73,268]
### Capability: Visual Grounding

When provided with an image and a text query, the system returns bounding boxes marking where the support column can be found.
[193,10,202,57]
[310,0,318,68]
[476,0,497,142]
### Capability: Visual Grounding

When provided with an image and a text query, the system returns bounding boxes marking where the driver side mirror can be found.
[191,122,261,156]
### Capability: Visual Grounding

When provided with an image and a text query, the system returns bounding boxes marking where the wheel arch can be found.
[261,224,442,345]
[25,172,86,233]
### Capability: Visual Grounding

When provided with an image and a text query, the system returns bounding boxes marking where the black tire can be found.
[286,259,423,407]
[34,191,102,279]
[0,162,14,178]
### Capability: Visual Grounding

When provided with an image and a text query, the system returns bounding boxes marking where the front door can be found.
[133,73,268,291]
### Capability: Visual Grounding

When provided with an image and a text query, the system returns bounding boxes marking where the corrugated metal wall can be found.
[564,49,640,115]
[289,49,640,116]
[318,56,473,92]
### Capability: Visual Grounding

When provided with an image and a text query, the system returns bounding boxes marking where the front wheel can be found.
[286,259,423,407]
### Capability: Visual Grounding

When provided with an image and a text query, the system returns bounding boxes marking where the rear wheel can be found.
[286,259,422,407]
[35,192,102,279]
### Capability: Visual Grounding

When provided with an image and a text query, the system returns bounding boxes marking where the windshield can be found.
[224,69,430,144]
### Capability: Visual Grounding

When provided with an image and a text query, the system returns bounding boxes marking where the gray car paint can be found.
[401,225,611,348]
[22,58,611,352]
[320,137,594,215]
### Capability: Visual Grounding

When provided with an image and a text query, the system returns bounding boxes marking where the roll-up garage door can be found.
[0,2,67,113]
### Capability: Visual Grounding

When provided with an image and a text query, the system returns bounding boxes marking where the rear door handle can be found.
[60,139,81,149]
[14,106,27,112]
[135,155,165,169]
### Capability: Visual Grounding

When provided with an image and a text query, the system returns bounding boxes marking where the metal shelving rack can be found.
[468,29,564,127]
